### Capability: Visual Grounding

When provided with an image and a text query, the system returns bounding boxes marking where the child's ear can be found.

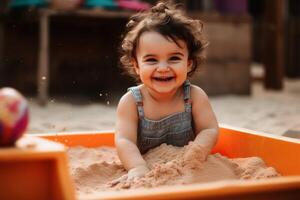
[132,59,140,75]
[187,60,193,72]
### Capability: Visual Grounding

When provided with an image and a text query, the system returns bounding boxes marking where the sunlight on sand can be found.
[28,79,300,136]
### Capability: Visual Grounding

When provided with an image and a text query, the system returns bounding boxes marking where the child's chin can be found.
[153,86,175,94]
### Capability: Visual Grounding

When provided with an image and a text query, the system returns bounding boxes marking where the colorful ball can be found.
[0,88,29,146]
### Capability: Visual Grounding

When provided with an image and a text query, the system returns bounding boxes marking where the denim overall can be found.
[128,81,195,154]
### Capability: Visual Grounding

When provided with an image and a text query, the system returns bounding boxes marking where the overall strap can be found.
[128,86,144,118]
[183,80,192,112]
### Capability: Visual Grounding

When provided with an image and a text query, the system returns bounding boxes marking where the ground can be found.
[28,79,300,137]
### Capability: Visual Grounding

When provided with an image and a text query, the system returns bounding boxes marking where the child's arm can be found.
[115,92,149,179]
[184,85,219,162]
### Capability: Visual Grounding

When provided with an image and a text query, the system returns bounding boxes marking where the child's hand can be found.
[183,141,207,168]
[108,164,149,188]
[127,164,150,180]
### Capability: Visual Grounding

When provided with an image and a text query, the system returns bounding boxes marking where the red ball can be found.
[0,88,29,146]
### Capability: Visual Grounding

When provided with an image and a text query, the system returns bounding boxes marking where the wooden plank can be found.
[39,8,132,18]
[263,0,285,89]
[191,61,251,95]
[204,19,252,61]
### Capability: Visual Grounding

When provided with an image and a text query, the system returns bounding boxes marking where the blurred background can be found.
[0,0,299,137]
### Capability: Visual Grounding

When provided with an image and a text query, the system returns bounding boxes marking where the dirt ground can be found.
[28,78,300,137]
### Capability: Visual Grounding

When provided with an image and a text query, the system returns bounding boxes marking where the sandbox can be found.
[1,125,300,199]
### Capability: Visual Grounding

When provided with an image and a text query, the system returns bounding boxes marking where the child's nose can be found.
[156,62,170,72]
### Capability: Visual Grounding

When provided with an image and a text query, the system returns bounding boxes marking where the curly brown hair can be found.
[120,1,208,82]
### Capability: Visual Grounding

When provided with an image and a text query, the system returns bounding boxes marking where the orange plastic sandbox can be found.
[1,124,300,200]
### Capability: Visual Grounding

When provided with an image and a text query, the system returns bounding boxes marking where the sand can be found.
[67,142,280,195]
[27,79,300,136]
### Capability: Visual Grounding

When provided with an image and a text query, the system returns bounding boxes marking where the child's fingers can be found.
[183,142,206,167]
[127,173,142,182]
[108,174,128,187]
[127,165,149,180]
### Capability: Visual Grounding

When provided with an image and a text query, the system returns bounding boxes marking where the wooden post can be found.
[263,0,285,89]
[37,10,49,105]
[285,0,300,77]
[0,19,4,84]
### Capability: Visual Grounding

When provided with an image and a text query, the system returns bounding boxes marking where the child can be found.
[115,1,219,181]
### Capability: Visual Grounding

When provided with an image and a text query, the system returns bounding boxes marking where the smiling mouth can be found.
[152,77,174,81]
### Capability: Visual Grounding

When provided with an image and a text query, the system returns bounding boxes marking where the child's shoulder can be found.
[190,84,209,102]
[118,90,136,107]
[117,85,143,110]
[116,90,139,119]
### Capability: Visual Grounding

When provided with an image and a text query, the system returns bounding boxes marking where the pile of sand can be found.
[67,143,280,195]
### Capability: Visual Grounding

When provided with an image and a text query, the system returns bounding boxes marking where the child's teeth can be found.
[154,77,173,81]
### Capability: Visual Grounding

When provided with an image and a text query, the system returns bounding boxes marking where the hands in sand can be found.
[183,141,208,168]
[108,164,149,188]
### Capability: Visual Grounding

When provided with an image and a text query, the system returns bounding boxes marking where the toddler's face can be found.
[134,31,192,94]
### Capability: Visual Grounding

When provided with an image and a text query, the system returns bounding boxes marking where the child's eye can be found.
[145,58,157,63]
[169,56,181,61]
